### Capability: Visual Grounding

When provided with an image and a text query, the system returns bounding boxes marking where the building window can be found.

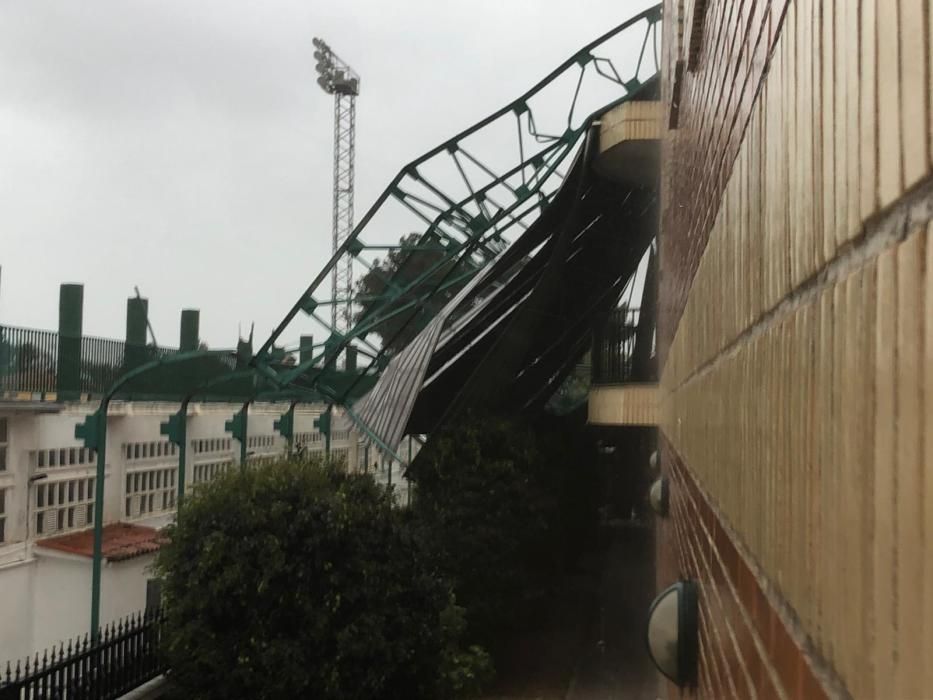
[124,440,174,462]
[295,431,323,447]
[247,435,278,451]
[34,477,95,537]
[33,445,95,470]
[125,467,177,519]
[0,489,6,543]
[189,437,233,456]
[192,460,233,486]
[0,418,7,472]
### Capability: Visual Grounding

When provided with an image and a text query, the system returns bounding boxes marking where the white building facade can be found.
[0,399,372,664]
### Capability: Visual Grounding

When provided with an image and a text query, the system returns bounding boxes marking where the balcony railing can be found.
[591,307,655,385]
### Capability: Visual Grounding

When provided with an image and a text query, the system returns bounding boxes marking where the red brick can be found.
[768,607,801,694]
[664,438,836,700]
[737,560,760,627]
[796,656,829,700]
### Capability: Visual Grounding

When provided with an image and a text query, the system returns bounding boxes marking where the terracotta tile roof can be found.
[37,523,166,562]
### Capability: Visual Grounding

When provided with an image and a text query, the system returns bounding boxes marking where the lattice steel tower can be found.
[313,37,360,335]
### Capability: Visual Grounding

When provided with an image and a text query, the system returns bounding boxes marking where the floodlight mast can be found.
[313,37,360,338]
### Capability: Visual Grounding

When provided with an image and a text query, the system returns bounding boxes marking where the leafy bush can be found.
[408,412,605,653]
[155,459,488,700]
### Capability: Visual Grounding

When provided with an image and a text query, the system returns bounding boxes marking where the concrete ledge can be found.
[595,101,660,186]
[588,384,658,426]
[119,675,169,699]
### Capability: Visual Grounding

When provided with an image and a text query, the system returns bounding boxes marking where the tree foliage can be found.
[354,233,470,354]
[407,415,555,646]
[155,459,490,700]
[408,412,602,652]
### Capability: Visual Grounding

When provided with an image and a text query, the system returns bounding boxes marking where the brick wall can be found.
[659,0,788,366]
[662,440,829,700]
[658,0,932,697]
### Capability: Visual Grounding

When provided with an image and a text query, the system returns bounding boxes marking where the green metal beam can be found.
[255,6,661,374]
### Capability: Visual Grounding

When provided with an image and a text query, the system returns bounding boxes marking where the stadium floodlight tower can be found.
[313,37,360,337]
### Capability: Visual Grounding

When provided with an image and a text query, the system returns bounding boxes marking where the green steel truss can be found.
[253,5,662,406]
[70,6,661,638]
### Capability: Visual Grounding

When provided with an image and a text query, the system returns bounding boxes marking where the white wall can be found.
[22,550,157,660]
[32,552,91,654]
[101,555,155,626]
[0,558,36,661]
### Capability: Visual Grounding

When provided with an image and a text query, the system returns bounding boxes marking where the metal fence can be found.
[0,325,177,397]
[0,326,58,394]
[0,608,165,700]
[591,307,642,385]
[79,335,127,396]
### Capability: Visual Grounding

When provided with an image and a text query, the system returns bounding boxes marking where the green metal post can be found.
[75,405,107,639]
[161,404,188,507]
[56,284,84,400]
[313,406,332,460]
[407,435,412,506]
[274,402,296,456]
[286,405,295,456]
[239,403,249,469]
[179,310,200,352]
[324,405,332,460]
[345,346,357,372]
[299,335,314,366]
[91,411,106,638]
[224,402,249,469]
[125,297,148,370]
[177,411,187,505]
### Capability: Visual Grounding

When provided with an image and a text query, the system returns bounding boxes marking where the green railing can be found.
[0,324,177,398]
[0,325,58,394]
[80,335,128,396]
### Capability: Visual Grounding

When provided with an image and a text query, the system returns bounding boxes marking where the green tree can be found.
[354,233,471,354]
[154,458,489,700]
[408,415,555,647]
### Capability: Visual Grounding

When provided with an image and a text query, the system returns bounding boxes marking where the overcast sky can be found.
[0,0,655,348]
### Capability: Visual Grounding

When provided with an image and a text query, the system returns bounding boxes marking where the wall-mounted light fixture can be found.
[645,580,698,687]
[649,476,669,516]
[596,440,617,455]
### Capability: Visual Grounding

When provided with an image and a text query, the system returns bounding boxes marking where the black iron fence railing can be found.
[0,608,165,700]
[0,324,177,397]
[591,307,655,385]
